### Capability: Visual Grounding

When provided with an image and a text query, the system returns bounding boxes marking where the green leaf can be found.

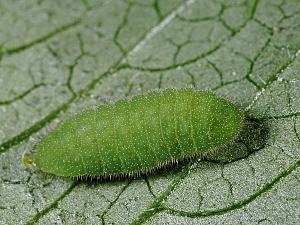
[0,0,299,224]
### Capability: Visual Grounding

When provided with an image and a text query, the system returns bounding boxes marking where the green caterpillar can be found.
[23,88,244,179]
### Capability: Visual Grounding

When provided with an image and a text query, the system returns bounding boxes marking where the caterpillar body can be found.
[24,88,244,179]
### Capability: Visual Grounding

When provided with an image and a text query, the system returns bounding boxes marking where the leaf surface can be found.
[0,0,299,224]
